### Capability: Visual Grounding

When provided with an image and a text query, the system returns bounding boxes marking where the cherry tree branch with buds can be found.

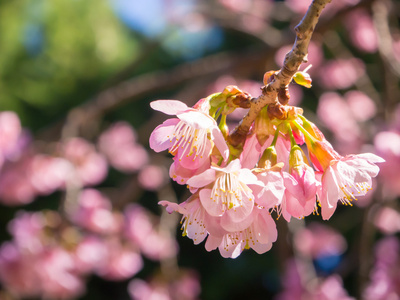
[228,0,332,149]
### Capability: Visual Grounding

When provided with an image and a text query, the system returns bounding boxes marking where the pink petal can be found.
[355,153,385,164]
[225,192,254,222]
[321,167,340,220]
[220,210,255,232]
[186,169,216,188]
[177,111,214,129]
[158,201,186,214]
[200,188,224,217]
[150,100,188,115]
[205,235,222,252]
[238,168,259,185]
[210,127,229,161]
[149,119,179,152]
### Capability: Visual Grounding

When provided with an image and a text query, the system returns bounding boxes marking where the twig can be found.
[228,0,332,148]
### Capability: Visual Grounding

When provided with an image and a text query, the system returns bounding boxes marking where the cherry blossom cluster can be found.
[150,82,384,259]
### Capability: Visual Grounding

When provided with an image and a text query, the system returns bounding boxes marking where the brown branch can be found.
[228,0,332,149]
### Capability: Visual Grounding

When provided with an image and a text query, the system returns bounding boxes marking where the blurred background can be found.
[0,0,399,299]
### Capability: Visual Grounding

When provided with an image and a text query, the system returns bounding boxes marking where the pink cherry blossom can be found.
[253,167,285,209]
[98,122,148,173]
[73,235,108,274]
[149,99,229,170]
[96,238,143,281]
[169,154,210,185]
[373,206,400,235]
[39,247,85,299]
[0,112,21,167]
[138,164,168,190]
[364,236,400,300]
[0,155,37,205]
[374,130,400,198]
[61,137,108,186]
[0,242,41,298]
[294,222,347,259]
[124,204,178,260]
[318,153,384,220]
[187,159,261,223]
[128,270,201,300]
[319,58,365,90]
[8,211,45,254]
[69,189,122,234]
[205,206,277,258]
[159,195,208,246]
[344,8,378,53]
[345,90,376,122]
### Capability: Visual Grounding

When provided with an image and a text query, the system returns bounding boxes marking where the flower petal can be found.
[210,126,229,161]
[186,169,216,188]
[150,100,188,115]
[177,110,214,129]
[149,118,179,152]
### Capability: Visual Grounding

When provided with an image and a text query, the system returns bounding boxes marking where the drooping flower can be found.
[318,153,384,220]
[205,206,277,258]
[159,194,208,245]
[149,100,229,170]
[187,159,262,223]
[252,163,285,210]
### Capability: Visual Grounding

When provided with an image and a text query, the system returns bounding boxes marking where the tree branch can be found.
[228,0,332,148]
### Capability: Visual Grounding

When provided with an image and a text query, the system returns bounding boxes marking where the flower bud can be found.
[255,106,276,146]
[263,70,278,85]
[293,71,312,88]
[258,146,278,169]
[306,139,341,172]
[289,145,308,173]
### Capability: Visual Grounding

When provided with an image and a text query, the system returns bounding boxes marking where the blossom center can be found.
[210,172,252,211]
[168,121,208,161]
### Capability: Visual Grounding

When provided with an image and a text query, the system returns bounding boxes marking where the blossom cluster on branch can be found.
[150,80,384,259]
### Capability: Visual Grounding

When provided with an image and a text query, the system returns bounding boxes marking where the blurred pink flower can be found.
[294,222,347,259]
[344,90,376,122]
[8,211,45,254]
[312,275,355,300]
[96,239,143,281]
[374,206,400,235]
[129,278,170,300]
[319,58,365,90]
[317,92,360,143]
[98,122,148,173]
[364,236,400,300]
[0,111,22,169]
[128,270,201,300]
[69,189,122,235]
[39,247,85,300]
[0,155,37,205]
[124,204,178,260]
[345,9,378,53]
[73,235,108,274]
[29,155,71,195]
[374,131,400,197]
[62,137,108,186]
[275,259,355,300]
[138,164,168,191]
[0,242,41,298]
